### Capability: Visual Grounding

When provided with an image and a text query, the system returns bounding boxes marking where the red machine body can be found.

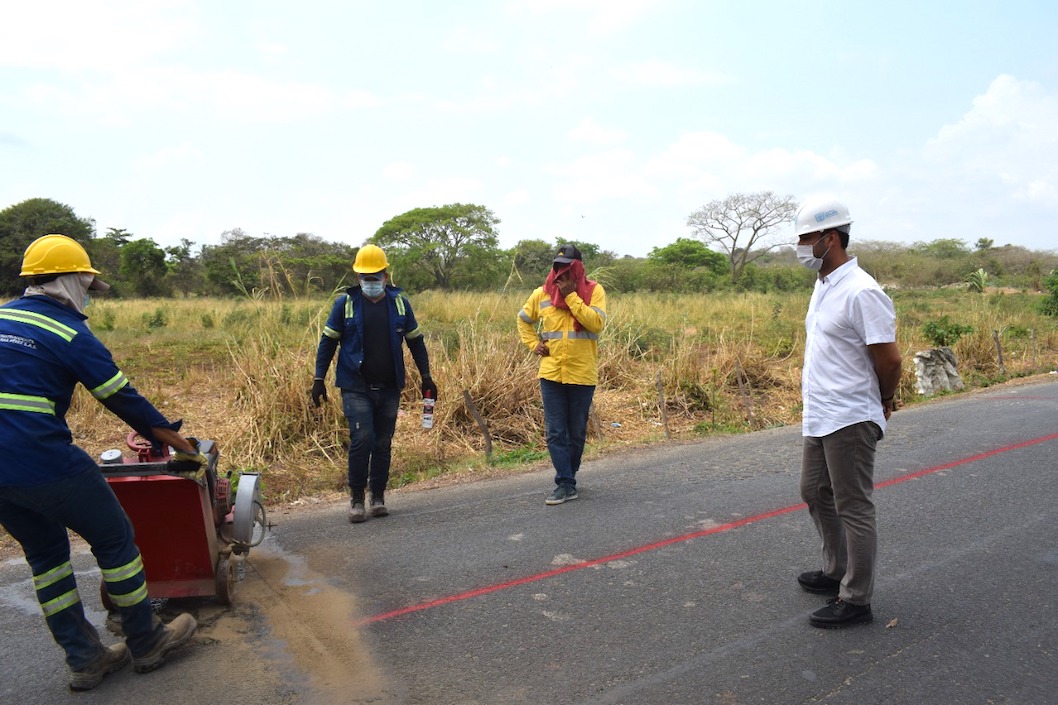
[99,434,244,605]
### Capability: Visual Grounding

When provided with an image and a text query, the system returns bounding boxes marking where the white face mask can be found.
[359,275,385,298]
[796,235,831,271]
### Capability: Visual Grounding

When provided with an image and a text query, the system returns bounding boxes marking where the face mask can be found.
[360,277,384,298]
[796,236,831,271]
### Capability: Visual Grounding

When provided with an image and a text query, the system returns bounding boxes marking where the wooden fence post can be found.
[734,361,755,427]
[656,371,671,439]
[992,330,1006,375]
[462,390,493,463]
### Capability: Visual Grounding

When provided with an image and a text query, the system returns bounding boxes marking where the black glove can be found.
[311,378,328,407]
[421,376,438,399]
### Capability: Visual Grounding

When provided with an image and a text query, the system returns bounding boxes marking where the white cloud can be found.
[133,142,204,172]
[503,188,531,206]
[612,59,731,88]
[507,0,664,36]
[548,149,659,203]
[924,75,1058,208]
[18,67,346,126]
[442,26,502,53]
[0,0,198,72]
[567,117,627,145]
[383,162,416,182]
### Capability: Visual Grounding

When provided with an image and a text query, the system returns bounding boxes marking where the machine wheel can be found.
[215,557,235,606]
[99,578,115,611]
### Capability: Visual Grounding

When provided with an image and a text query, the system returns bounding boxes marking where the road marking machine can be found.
[98,434,264,606]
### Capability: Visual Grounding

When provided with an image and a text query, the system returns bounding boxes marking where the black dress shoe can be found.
[809,598,873,628]
[797,570,842,595]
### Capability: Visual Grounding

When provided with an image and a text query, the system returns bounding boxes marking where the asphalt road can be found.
[2,376,1057,704]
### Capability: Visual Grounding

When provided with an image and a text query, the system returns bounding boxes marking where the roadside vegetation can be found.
[2,195,1057,508]
[62,288,1057,506]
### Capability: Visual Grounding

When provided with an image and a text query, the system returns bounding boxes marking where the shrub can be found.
[922,316,974,347]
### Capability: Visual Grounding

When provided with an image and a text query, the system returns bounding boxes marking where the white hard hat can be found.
[794,195,853,237]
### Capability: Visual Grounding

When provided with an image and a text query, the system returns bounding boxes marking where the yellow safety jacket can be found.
[517,284,607,386]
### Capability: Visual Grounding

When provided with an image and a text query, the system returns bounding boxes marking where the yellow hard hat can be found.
[20,234,100,277]
[352,244,389,274]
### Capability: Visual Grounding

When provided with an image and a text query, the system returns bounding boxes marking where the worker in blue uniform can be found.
[0,234,206,690]
[312,244,437,523]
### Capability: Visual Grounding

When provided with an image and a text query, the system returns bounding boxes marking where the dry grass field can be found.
[48,287,1057,508]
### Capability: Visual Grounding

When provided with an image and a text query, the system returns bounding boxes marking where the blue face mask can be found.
[359,275,385,298]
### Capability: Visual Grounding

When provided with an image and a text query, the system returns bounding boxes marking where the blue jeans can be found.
[540,379,596,487]
[342,386,401,497]
[0,468,163,669]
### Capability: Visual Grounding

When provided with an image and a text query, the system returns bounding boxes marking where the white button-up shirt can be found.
[802,257,897,438]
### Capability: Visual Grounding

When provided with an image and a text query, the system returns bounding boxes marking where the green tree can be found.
[686,191,797,284]
[165,238,207,295]
[648,238,728,274]
[120,238,169,297]
[509,239,554,285]
[373,203,503,290]
[917,238,970,259]
[0,198,95,295]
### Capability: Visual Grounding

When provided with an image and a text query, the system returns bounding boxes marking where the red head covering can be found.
[543,259,597,331]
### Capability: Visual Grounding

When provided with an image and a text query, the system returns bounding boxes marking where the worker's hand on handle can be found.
[421,375,438,399]
[152,427,208,475]
[152,426,198,455]
[311,378,328,407]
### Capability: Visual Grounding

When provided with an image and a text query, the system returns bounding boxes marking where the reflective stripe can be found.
[101,555,144,584]
[405,326,422,339]
[0,392,56,415]
[323,326,340,340]
[33,561,73,591]
[518,310,533,324]
[89,371,128,400]
[108,583,148,608]
[41,588,80,617]
[590,307,607,319]
[344,295,355,320]
[395,296,406,316]
[539,330,599,341]
[539,301,553,310]
[0,310,78,342]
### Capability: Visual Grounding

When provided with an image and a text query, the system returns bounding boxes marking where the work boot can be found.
[132,613,197,673]
[348,499,367,523]
[369,493,388,517]
[809,597,873,629]
[797,570,842,595]
[69,642,130,691]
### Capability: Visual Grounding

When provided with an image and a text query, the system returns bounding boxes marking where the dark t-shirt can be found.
[359,295,396,386]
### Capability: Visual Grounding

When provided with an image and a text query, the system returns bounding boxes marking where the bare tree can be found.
[686,191,797,283]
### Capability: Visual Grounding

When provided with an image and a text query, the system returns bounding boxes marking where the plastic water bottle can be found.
[422,391,435,429]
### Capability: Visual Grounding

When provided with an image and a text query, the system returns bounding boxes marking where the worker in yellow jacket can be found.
[517,244,607,505]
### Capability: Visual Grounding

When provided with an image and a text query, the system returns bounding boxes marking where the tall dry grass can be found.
[59,288,1058,503]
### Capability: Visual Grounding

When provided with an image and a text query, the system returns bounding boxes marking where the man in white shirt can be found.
[793,196,903,628]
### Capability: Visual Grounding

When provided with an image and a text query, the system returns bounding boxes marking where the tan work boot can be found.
[348,501,367,523]
[132,613,196,673]
[369,493,388,517]
[69,642,130,691]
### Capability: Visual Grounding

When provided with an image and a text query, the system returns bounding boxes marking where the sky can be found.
[2,0,1057,259]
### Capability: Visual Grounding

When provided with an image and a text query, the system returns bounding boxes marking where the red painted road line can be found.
[362,431,1058,625]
